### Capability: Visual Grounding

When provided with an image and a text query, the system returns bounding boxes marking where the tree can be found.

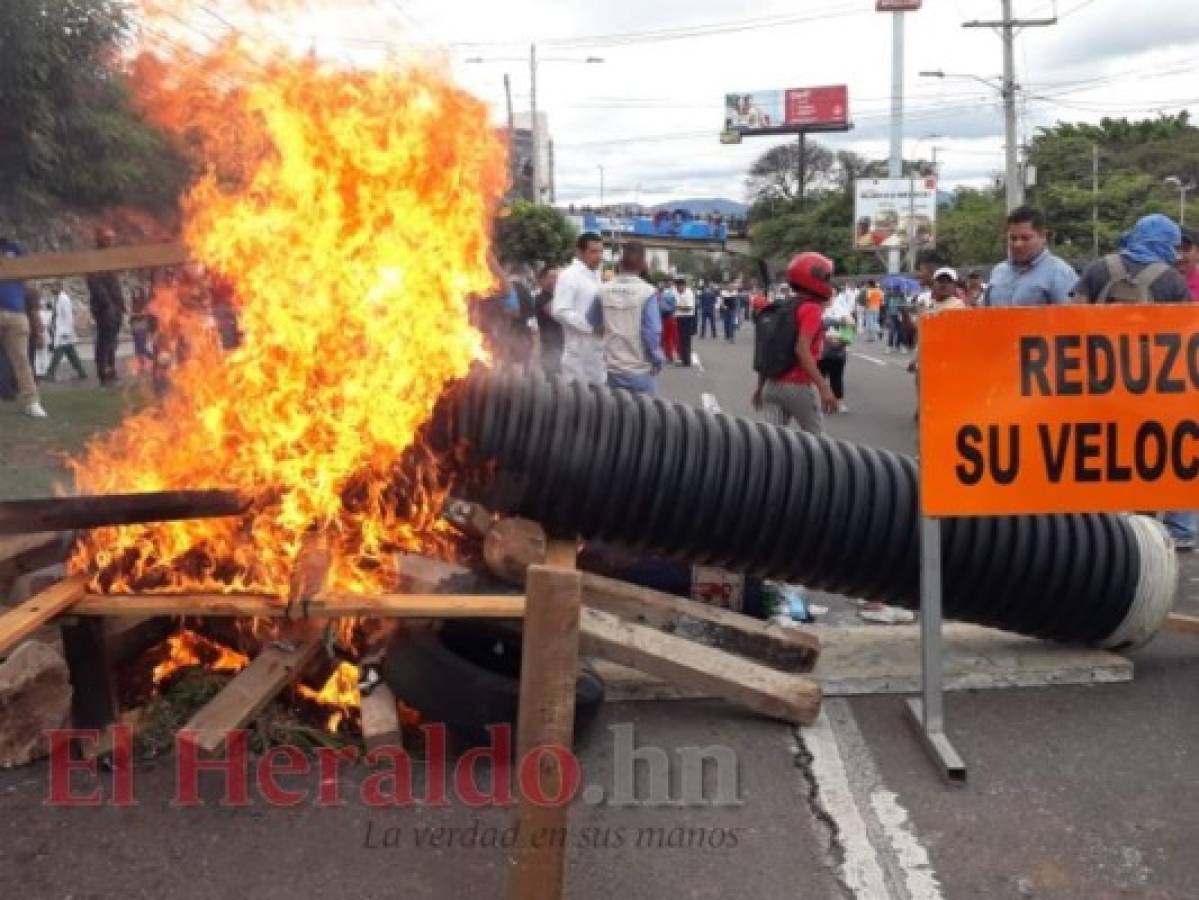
[745,141,836,208]
[936,188,1007,267]
[495,201,577,267]
[0,0,187,212]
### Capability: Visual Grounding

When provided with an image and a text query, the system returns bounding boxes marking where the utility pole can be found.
[503,74,517,196]
[1092,143,1099,257]
[797,133,807,209]
[548,139,556,205]
[529,43,539,205]
[888,11,904,274]
[964,1,1056,212]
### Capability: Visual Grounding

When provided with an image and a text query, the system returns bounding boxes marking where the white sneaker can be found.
[24,402,48,419]
[838,402,849,414]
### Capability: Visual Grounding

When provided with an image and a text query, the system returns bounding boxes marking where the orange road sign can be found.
[919,304,1199,517]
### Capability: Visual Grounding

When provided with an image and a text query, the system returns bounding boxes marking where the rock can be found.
[0,641,73,768]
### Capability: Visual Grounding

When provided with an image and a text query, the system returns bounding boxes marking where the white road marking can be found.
[691,352,704,373]
[851,351,889,367]
[870,790,945,900]
[803,710,890,898]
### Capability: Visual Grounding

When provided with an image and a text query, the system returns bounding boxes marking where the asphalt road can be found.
[2,332,1196,899]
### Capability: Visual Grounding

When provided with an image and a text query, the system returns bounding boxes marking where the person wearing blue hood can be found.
[0,237,47,418]
[1075,213,1196,551]
[1073,213,1192,303]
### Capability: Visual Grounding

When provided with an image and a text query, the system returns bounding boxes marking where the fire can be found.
[152,629,250,686]
[296,661,362,732]
[69,4,507,596]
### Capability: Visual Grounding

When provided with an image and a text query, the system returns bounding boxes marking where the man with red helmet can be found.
[751,251,839,435]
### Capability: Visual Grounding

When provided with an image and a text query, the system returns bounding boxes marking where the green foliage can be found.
[496,201,578,267]
[1027,113,1199,256]
[0,0,187,213]
[936,188,1007,267]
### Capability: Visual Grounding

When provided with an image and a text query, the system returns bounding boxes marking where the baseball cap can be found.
[933,267,959,282]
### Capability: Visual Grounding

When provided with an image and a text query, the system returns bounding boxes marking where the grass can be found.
[0,383,136,499]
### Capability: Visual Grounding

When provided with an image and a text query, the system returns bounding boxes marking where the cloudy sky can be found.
[181,0,1199,206]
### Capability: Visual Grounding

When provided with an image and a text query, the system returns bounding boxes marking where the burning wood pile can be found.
[0,0,824,779]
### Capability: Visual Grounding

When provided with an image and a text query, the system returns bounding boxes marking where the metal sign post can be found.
[904,515,967,784]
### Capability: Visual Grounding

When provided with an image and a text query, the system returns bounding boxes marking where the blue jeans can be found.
[608,371,656,394]
[1164,511,1197,542]
[722,310,737,342]
[700,310,717,338]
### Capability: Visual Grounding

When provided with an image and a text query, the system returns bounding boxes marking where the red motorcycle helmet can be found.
[785,252,835,300]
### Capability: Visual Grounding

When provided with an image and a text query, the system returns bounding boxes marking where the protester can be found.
[656,279,679,363]
[45,283,87,382]
[533,265,563,375]
[551,232,605,384]
[864,280,883,341]
[698,281,718,339]
[818,285,856,414]
[87,227,127,386]
[1073,213,1191,303]
[673,276,696,366]
[720,287,740,343]
[0,236,46,417]
[1073,215,1194,549]
[1180,227,1199,301]
[983,206,1078,306]
[598,242,663,394]
[882,283,905,353]
[750,282,769,319]
[751,252,839,435]
[965,270,986,306]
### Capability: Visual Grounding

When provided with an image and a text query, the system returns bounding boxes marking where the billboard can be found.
[853,178,938,252]
[876,0,922,10]
[723,86,849,136]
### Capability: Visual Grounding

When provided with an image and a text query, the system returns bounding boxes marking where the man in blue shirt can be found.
[698,282,718,339]
[0,237,46,418]
[983,206,1078,307]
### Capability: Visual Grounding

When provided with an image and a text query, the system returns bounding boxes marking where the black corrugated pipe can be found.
[434,370,1177,649]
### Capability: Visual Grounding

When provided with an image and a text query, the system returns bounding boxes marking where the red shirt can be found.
[776,300,825,385]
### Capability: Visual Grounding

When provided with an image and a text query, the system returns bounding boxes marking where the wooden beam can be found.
[582,574,820,673]
[510,565,582,900]
[177,626,324,755]
[0,490,246,535]
[61,616,118,731]
[70,591,526,619]
[579,607,822,725]
[0,242,188,281]
[0,532,63,567]
[1166,613,1199,637]
[0,575,89,658]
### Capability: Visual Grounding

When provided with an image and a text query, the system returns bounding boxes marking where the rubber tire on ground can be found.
[381,619,606,750]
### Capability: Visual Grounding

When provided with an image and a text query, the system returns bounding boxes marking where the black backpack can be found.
[753,298,799,378]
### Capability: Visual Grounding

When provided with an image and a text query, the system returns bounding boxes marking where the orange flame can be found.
[152,629,250,685]
[70,6,506,595]
[295,661,362,732]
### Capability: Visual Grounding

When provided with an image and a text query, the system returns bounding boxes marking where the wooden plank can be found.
[0,532,63,567]
[360,684,403,753]
[178,627,324,755]
[70,591,526,619]
[0,242,188,281]
[510,565,582,900]
[579,607,822,725]
[582,573,820,672]
[0,490,246,535]
[1166,613,1199,636]
[61,616,118,731]
[0,575,88,657]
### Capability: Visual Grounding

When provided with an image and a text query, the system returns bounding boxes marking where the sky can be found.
[173,0,1199,207]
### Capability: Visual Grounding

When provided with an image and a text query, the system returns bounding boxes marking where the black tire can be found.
[381,620,605,750]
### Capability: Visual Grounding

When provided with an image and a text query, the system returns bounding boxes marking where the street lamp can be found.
[1164,176,1196,225]
[920,69,1022,210]
[597,164,605,211]
[466,48,604,205]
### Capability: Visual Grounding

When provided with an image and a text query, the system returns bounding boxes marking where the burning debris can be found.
[68,0,508,597]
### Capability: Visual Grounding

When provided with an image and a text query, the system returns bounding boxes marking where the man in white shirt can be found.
[673,276,696,367]
[45,284,87,382]
[551,232,605,384]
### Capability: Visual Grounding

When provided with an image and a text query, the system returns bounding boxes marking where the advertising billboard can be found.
[853,178,938,251]
[723,86,850,136]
